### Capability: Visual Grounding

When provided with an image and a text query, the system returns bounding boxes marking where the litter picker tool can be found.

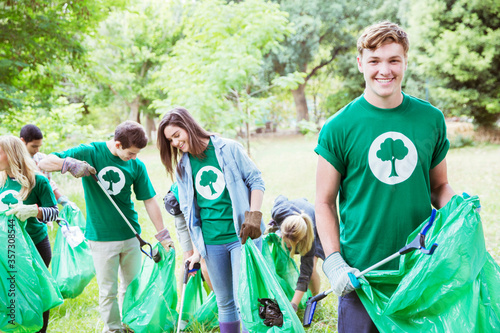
[303,209,439,327]
[177,260,201,333]
[90,174,161,262]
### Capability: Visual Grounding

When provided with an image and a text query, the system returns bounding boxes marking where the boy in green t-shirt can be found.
[315,22,456,333]
[39,121,173,333]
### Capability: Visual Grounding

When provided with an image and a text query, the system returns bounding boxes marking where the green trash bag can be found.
[358,194,500,332]
[182,270,218,331]
[239,239,305,332]
[122,244,178,333]
[51,204,95,299]
[0,213,63,332]
[261,233,312,309]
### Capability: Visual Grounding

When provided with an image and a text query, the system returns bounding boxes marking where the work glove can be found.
[323,252,361,297]
[239,210,262,245]
[155,227,174,251]
[6,203,39,221]
[61,157,96,178]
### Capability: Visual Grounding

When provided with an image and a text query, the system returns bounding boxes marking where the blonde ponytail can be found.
[281,212,315,256]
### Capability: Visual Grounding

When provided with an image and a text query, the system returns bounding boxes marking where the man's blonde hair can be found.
[357,21,409,58]
[281,212,315,256]
[0,135,38,200]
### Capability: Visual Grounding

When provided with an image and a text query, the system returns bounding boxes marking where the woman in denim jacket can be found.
[157,107,265,333]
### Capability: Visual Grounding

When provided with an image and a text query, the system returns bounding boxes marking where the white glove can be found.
[6,203,39,221]
[323,252,361,297]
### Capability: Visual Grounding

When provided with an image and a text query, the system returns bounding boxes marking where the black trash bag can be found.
[258,298,283,327]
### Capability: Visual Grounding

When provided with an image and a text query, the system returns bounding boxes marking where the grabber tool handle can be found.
[399,208,438,255]
[91,174,154,260]
[183,260,201,284]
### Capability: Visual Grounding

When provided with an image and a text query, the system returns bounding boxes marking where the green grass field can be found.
[45,134,500,332]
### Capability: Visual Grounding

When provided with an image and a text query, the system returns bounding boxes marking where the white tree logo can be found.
[195,166,225,200]
[368,132,418,185]
[98,166,126,195]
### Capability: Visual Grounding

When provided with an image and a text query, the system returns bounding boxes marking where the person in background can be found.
[315,21,456,333]
[38,121,174,333]
[157,107,265,333]
[20,124,72,207]
[0,135,59,333]
[269,195,325,312]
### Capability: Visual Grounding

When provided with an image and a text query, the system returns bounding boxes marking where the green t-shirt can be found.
[315,93,449,271]
[0,174,56,244]
[54,142,156,241]
[189,140,238,245]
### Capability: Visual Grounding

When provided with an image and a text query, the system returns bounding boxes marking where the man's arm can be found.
[315,155,342,257]
[430,158,455,209]
[143,197,166,232]
[38,154,64,172]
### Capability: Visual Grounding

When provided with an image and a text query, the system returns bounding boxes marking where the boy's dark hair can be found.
[357,21,409,58]
[20,124,43,143]
[114,120,148,149]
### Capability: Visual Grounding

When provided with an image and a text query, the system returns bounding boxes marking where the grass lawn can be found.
[45,134,500,332]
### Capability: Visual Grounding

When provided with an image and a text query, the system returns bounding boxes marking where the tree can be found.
[156,0,302,152]
[0,0,126,112]
[200,170,218,195]
[377,138,408,178]
[262,0,375,123]
[2,193,18,206]
[86,0,183,140]
[103,170,120,193]
[407,0,500,127]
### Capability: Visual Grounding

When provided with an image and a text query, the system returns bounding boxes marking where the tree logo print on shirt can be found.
[368,132,418,185]
[0,190,19,212]
[98,166,126,195]
[195,166,225,200]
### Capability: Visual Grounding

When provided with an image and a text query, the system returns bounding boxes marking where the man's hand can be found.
[6,203,39,221]
[239,210,262,244]
[61,157,96,178]
[155,227,174,251]
[323,252,361,297]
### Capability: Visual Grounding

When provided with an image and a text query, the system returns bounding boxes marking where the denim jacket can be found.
[176,135,265,258]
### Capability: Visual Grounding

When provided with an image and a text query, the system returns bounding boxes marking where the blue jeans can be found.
[338,292,379,333]
[204,239,261,323]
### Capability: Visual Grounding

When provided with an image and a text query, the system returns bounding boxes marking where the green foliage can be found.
[449,135,475,149]
[408,0,500,127]
[155,0,298,133]
[0,97,103,153]
[0,0,127,111]
[297,120,318,135]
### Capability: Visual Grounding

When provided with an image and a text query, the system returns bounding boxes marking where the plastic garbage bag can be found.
[51,204,95,299]
[258,298,283,327]
[261,233,312,309]
[239,239,305,332]
[122,244,178,333]
[0,213,63,332]
[182,270,218,331]
[358,194,500,332]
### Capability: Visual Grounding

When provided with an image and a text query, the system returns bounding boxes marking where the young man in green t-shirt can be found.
[315,22,456,333]
[39,121,173,333]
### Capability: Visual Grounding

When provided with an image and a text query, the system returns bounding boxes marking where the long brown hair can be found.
[157,107,212,178]
[0,135,38,200]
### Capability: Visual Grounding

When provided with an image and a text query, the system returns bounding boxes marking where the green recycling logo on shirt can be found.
[368,132,418,185]
[0,190,19,212]
[98,166,126,195]
[194,166,225,200]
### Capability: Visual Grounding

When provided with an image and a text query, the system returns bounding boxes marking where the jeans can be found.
[88,238,142,333]
[338,292,379,333]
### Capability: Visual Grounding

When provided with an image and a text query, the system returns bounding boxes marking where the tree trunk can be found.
[128,96,141,123]
[145,113,156,144]
[292,82,309,124]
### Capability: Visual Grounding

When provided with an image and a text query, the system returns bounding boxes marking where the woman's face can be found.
[164,125,190,153]
[0,146,10,173]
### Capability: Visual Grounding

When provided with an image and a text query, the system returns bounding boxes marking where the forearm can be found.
[291,290,305,306]
[38,154,64,172]
[38,206,59,223]
[315,202,341,257]
[144,197,165,232]
[431,183,455,209]
[175,215,193,252]
[249,189,264,211]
